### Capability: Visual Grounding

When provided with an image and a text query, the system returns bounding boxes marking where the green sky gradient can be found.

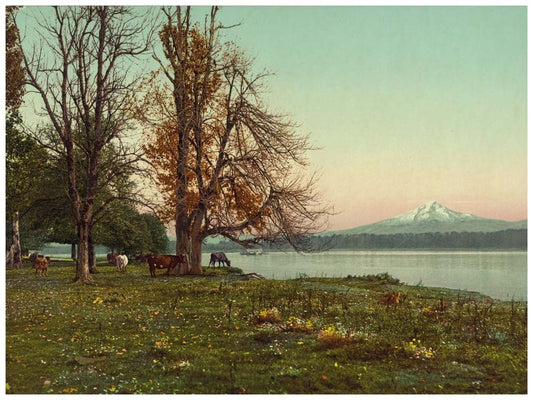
[215,6,527,229]
[17,6,527,230]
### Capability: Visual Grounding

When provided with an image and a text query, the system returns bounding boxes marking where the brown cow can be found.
[107,253,118,265]
[33,256,50,277]
[137,254,188,277]
[29,251,39,264]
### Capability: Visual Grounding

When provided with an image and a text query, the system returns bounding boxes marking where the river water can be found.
[42,247,527,301]
[202,251,527,301]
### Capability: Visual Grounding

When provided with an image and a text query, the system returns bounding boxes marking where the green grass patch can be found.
[6,260,527,394]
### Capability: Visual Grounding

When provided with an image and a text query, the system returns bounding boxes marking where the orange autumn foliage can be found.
[139,7,327,267]
[143,113,268,233]
[142,22,267,234]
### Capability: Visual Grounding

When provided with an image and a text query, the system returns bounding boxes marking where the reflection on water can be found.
[202,251,527,301]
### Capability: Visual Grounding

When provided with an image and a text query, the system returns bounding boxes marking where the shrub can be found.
[317,323,354,348]
[252,307,282,325]
[403,338,435,360]
[284,316,314,333]
[347,273,401,285]
[253,322,283,342]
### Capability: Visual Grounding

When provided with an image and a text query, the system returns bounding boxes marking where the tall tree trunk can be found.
[71,243,76,260]
[88,230,98,274]
[189,233,203,275]
[189,238,203,275]
[10,211,22,269]
[74,219,93,284]
[6,247,14,269]
[175,219,190,273]
[187,211,204,275]
[175,137,191,272]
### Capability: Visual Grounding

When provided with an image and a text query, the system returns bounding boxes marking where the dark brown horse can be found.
[209,252,231,267]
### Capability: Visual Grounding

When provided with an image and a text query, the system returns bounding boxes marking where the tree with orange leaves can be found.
[141,6,328,274]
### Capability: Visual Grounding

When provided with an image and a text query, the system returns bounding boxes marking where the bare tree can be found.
[18,6,152,283]
[142,6,329,274]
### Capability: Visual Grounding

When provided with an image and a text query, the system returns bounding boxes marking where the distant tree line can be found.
[320,229,527,250]
[197,229,527,252]
[5,206,169,259]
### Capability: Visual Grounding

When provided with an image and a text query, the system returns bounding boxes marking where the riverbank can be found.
[6,260,527,394]
[31,249,527,301]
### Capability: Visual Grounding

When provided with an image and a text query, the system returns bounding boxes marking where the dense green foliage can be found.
[6,119,167,256]
[94,206,168,256]
[5,112,53,252]
[321,229,527,250]
[6,260,526,394]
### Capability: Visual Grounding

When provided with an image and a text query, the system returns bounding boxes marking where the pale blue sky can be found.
[16,6,527,230]
[214,6,527,229]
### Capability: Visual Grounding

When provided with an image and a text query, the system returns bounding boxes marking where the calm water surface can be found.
[202,251,527,301]
[44,248,526,301]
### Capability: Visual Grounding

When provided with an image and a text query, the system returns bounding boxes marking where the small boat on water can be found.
[240,249,263,255]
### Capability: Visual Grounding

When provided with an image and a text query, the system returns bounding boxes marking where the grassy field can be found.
[6,258,527,394]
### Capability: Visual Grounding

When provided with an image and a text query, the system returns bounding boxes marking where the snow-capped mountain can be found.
[325,201,527,235]
[378,201,482,225]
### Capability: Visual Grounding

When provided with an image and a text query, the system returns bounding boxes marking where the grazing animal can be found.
[138,254,188,277]
[33,256,50,277]
[29,251,39,264]
[116,255,128,272]
[380,291,401,308]
[107,253,118,265]
[209,252,231,267]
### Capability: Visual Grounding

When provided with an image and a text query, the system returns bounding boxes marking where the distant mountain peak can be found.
[323,201,527,236]
[383,201,480,226]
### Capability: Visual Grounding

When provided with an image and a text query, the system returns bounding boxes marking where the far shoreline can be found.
[35,247,527,257]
